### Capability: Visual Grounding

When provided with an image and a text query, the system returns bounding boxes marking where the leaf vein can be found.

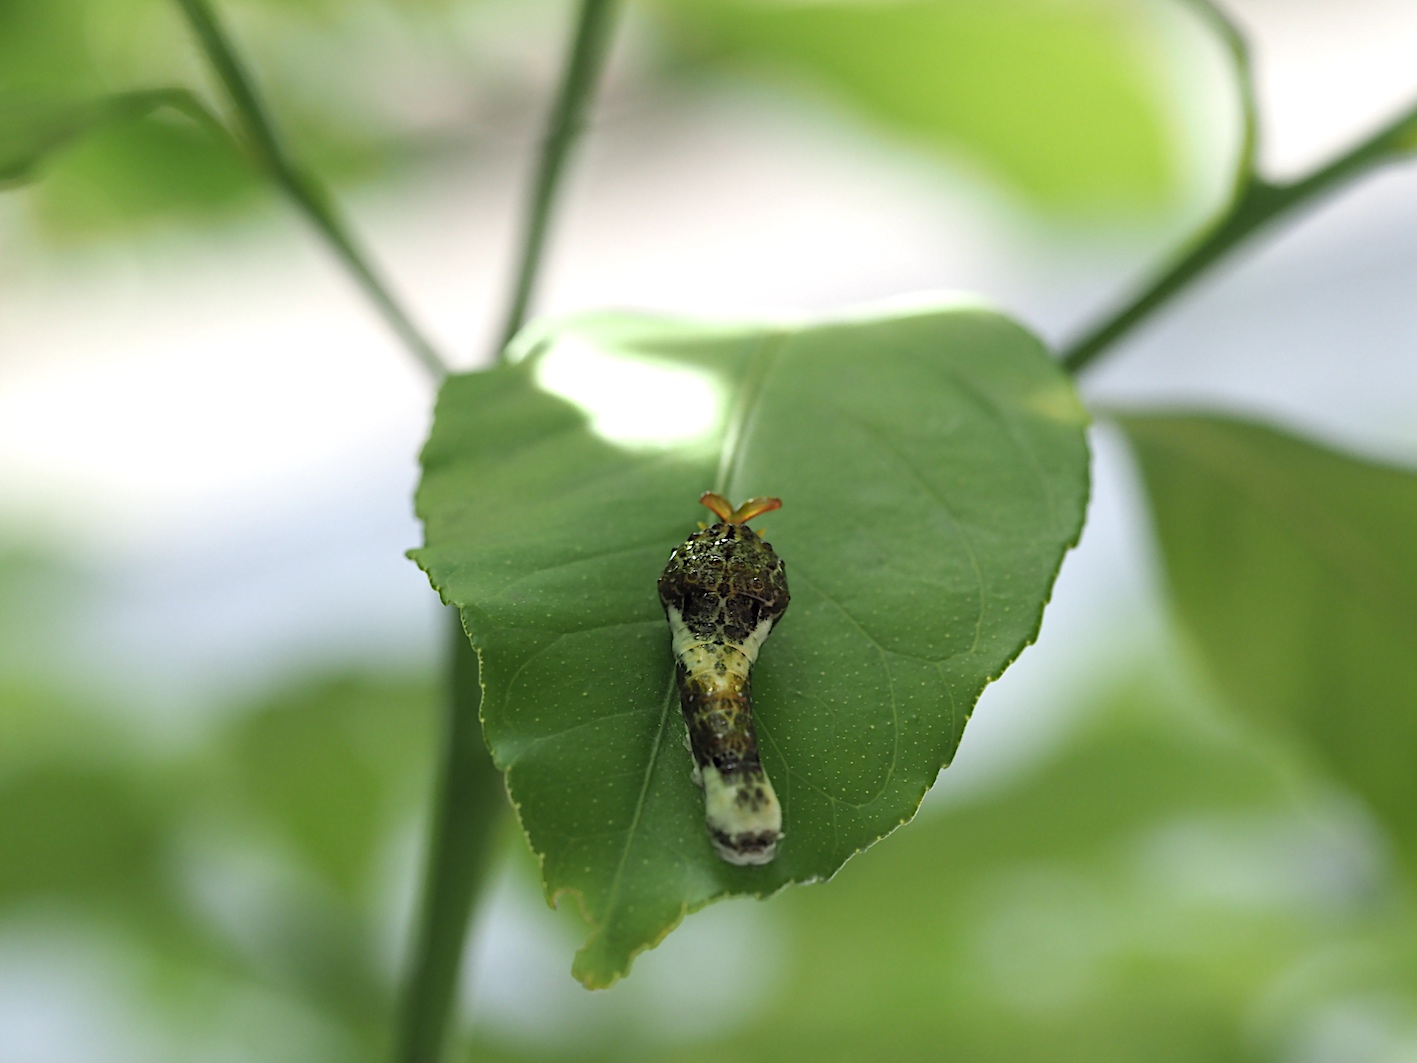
[792,570,901,806]
[596,675,678,931]
[832,411,988,656]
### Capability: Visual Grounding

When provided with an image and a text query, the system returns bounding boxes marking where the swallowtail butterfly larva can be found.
[658,492,789,866]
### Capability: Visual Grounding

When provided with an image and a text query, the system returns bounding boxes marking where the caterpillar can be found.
[657,492,789,866]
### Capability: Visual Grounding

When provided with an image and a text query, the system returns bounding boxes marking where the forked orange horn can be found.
[698,492,736,522]
[698,492,782,524]
[731,496,782,523]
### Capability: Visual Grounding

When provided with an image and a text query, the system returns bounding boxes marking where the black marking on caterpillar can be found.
[657,492,789,866]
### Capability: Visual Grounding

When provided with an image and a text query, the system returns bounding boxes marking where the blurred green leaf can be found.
[0,682,136,776]
[460,677,1412,1063]
[199,674,442,1055]
[24,113,263,235]
[412,305,1089,986]
[219,673,437,899]
[0,588,176,913]
[0,758,176,912]
[0,0,484,236]
[693,680,1384,1063]
[0,0,239,229]
[647,0,1182,214]
[1120,412,1417,872]
[0,89,231,187]
[0,0,122,97]
[0,665,444,1062]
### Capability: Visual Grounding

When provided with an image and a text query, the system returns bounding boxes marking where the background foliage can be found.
[5,0,1417,1061]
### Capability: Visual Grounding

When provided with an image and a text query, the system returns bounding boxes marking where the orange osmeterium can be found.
[698,492,783,525]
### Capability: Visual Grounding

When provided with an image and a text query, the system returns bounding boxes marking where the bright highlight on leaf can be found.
[532,337,729,450]
[412,306,1089,986]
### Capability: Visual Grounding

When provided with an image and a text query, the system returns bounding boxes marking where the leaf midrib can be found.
[595,676,678,930]
[594,332,792,943]
[716,329,789,496]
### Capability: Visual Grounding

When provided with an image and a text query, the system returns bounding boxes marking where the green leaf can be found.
[647,0,1182,214]
[1119,412,1417,871]
[218,674,438,899]
[0,762,171,908]
[412,305,1089,986]
[1,90,266,235]
[0,89,226,188]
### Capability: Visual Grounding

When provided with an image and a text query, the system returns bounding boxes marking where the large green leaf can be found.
[412,306,1089,986]
[1120,413,1417,870]
[647,0,1182,214]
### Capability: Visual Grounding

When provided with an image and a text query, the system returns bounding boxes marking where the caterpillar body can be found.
[657,492,789,866]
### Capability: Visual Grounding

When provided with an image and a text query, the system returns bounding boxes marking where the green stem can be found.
[493,0,621,357]
[172,0,450,380]
[1061,99,1417,377]
[392,4,622,1060]
[1183,0,1259,200]
[392,611,505,1063]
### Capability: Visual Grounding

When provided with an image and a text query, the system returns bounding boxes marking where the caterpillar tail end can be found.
[700,763,782,866]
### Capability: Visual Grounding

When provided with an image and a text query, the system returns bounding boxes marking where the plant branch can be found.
[172,0,450,380]
[493,0,621,357]
[392,4,622,1061]
[1185,0,1259,199]
[1061,60,1417,376]
[392,611,505,1063]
